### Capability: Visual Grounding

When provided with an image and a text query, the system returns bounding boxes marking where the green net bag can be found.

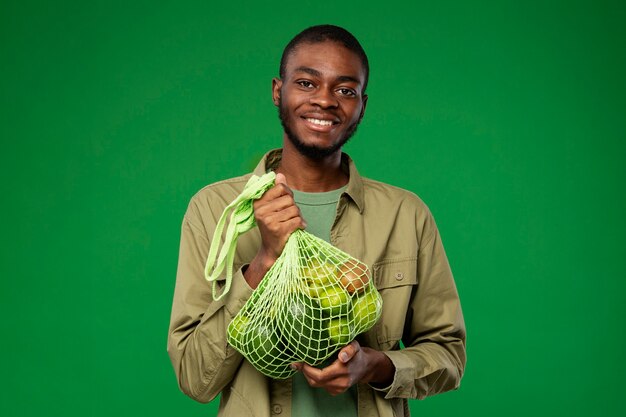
[205,172,382,379]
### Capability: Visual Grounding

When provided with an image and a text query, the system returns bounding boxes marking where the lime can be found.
[318,284,350,316]
[351,286,382,333]
[302,259,336,297]
[278,293,329,363]
[227,314,249,349]
[242,320,296,379]
[245,322,290,369]
[327,316,353,346]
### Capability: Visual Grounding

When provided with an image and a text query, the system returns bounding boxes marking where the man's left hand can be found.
[291,341,395,396]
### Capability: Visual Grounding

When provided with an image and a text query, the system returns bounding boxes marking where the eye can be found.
[297,80,314,89]
[337,88,356,97]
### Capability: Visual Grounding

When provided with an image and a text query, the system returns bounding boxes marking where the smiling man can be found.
[168,25,466,417]
[275,40,366,161]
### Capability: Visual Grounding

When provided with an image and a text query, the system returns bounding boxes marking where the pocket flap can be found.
[373,257,418,289]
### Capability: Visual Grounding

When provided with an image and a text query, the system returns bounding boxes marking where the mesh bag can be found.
[205,172,382,379]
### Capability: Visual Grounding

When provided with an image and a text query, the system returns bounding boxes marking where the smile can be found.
[305,118,334,126]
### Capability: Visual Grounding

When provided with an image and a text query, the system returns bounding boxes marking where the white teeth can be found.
[306,118,333,126]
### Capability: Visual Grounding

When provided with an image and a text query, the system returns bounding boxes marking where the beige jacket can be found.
[167,150,466,417]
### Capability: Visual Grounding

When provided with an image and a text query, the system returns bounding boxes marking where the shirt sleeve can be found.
[377,212,466,400]
[167,201,254,403]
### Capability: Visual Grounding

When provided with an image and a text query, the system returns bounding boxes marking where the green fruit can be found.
[302,259,336,297]
[239,319,296,379]
[319,284,350,316]
[245,322,278,356]
[228,314,249,348]
[244,322,289,369]
[278,293,329,363]
[327,316,353,346]
[352,287,382,333]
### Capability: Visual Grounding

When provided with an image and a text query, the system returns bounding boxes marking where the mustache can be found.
[277,99,361,160]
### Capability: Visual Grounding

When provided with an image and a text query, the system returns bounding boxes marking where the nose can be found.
[310,86,338,109]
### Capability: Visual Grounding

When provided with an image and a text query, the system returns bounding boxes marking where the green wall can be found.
[2,1,625,416]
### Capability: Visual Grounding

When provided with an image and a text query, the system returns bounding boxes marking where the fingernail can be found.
[339,352,348,362]
[290,363,298,370]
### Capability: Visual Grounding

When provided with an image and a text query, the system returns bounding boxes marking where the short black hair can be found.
[279,24,369,93]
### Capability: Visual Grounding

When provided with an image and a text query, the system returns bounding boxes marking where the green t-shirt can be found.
[291,185,357,417]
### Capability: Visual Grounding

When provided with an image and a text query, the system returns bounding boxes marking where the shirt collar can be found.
[252,149,365,214]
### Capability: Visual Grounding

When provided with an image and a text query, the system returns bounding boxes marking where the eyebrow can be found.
[293,66,362,86]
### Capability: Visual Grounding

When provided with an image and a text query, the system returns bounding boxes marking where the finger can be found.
[338,340,361,363]
[257,179,293,204]
[297,364,323,388]
[300,363,325,383]
[261,183,293,203]
[261,203,305,226]
[255,194,297,217]
[290,362,303,371]
[300,363,353,395]
[258,205,301,231]
[279,214,307,232]
[303,360,346,384]
[275,172,287,185]
[270,205,303,224]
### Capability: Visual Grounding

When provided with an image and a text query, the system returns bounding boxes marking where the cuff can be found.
[223,265,254,318]
[369,380,393,394]
[373,350,418,399]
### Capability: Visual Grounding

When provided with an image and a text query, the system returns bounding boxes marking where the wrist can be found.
[243,249,277,289]
[363,348,395,386]
[256,247,277,270]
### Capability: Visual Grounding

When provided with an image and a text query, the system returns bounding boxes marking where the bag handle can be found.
[205,171,276,300]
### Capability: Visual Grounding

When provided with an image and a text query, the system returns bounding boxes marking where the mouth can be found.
[305,118,334,126]
[300,114,340,133]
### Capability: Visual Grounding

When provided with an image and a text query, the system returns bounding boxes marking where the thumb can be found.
[290,362,303,371]
[339,341,361,363]
[275,172,287,185]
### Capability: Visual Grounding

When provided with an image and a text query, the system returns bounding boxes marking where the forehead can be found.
[284,41,365,83]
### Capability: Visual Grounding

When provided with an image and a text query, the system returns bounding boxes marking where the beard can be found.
[278,98,361,160]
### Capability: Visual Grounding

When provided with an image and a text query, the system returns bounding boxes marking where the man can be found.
[168,25,466,417]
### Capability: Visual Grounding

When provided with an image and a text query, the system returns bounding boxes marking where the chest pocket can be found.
[371,257,418,350]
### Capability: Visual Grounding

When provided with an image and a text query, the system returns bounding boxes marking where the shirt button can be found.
[395,272,404,280]
[272,404,282,414]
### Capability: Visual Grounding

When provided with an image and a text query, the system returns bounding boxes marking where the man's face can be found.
[273,41,368,159]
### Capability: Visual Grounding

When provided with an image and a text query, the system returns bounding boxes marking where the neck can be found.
[276,136,349,192]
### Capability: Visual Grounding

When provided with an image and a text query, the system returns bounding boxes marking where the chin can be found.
[287,133,345,160]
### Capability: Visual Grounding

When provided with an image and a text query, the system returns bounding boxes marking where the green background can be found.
[2,0,625,416]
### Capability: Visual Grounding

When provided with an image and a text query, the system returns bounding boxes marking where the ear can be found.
[359,94,368,121]
[272,77,282,106]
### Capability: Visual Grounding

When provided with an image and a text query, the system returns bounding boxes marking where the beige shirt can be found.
[167,150,466,417]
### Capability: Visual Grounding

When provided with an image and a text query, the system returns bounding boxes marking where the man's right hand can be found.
[243,173,306,289]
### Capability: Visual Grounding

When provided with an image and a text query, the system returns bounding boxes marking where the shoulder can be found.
[192,173,254,203]
[184,173,255,228]
[359,177,437,242]
[356,177,443,258]
[361,177,431,215]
